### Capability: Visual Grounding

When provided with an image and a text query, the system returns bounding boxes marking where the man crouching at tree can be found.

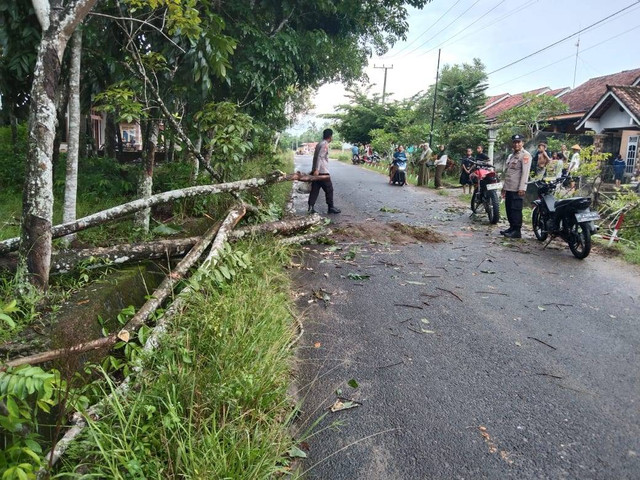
[500,134,531,239]
[308,128,341,215]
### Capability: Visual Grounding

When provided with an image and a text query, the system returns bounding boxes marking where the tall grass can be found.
[59,239,297,478]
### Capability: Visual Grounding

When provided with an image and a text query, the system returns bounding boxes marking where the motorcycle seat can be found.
[555,197,591,211]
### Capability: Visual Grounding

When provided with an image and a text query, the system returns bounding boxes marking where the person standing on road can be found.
[500,134,531,239]
[459,148,474,194]
[309,128,341,214]
[435,145,448,189]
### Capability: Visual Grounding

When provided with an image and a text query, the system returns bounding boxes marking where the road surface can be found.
[291,155,640,480]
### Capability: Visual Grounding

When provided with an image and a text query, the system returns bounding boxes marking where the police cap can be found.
[511,134,524,142]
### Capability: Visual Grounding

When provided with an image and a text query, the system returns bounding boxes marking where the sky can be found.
[291,0,640,133]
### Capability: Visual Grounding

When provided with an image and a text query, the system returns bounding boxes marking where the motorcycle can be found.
[352,153,364,165]
[364,152,381,164]
[531,176,600,259]
[390,160,407,186]
[469,160,501,224]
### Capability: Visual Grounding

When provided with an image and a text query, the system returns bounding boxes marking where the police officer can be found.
[500,134,531,238]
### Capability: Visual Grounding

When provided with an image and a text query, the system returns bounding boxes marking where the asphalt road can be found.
[291,155,640,480]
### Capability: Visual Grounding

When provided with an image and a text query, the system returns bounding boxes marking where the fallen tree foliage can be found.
[0,214,323,273]
[0,171,327,255]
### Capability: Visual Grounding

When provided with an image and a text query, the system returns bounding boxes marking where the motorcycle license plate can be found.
[485,182,503,191]
[575,212,600,222]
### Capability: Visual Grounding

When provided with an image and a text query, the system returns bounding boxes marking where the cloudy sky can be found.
[296,0,640,130]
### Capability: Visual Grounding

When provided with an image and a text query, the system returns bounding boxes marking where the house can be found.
[576,85,640,175]
[548,68,640,135]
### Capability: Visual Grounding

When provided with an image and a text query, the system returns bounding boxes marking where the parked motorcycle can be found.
[531,177,600,259]
[469,160,501,224]
[364,152,381,164]
[352,153,364,165]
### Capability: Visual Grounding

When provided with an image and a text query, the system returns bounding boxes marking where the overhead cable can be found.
[488,1,640,75]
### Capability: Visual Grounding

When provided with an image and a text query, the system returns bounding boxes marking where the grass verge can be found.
[58,238,298,478]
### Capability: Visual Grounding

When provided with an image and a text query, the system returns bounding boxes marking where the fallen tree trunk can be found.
[0,214,323,273]
[0,172,326,255]
[38,206,248,473]
[1,218,225,370]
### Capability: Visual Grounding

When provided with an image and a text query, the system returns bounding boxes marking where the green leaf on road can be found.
[347,273,370,280]
[380,206,401,213]
[420,318,430,324]
[288,446,308,458]
[348,379,359,389]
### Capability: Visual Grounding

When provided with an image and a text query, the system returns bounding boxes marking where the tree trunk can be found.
[168,137,175,163]
[52,73,69,178]
[2,171,318,255]
[189,136,202,185]
[0,213,324,273]
[62,27,82,246]
[78,113,88,160]
[2,208,245,371]
[18,37,62,290]
[9,106,19,155]
[17,0,106,291]
[134,121,158,232]
[106,114,117,158]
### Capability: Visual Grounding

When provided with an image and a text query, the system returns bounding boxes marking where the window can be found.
[626,136,638,174]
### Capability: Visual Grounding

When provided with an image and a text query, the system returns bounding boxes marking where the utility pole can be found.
[428,49,442,147]
[374,64,393,103]
[572,36,580,88]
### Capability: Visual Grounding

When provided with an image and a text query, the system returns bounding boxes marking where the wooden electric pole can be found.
[374,64,393,104]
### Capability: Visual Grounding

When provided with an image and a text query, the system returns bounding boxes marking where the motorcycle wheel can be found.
[567,221,591,259]
[470,190,481,213]
[531,206,548,241]
[486,190,500,224]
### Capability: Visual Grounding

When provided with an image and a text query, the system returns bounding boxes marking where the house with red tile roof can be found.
[548,68,640,134]
[576,84,640,176]
[481,87,551,123]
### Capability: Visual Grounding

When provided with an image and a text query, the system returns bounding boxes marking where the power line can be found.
[488,1,640,76]
[386,0,464,58]
[490,23,640,90]
[419,0,508,57]
[395,0,482,60]
[438,0,539,50]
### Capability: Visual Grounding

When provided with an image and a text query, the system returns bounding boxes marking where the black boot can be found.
[503,229,521,239]
[308,205,316,214]
[500,227,513,235]
[328,206,341,214]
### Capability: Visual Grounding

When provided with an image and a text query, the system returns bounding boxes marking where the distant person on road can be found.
[435,145,448,189]
[390,145,407,184]
[459,147,474,194]
[500,134,531,239]
[309,128,341,214]
[613,153,626,187]
[351,144,360,162]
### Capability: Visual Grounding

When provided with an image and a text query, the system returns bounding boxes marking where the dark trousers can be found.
[435,164,445,188]
[308,176,334,208]
[505,191,523,230]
